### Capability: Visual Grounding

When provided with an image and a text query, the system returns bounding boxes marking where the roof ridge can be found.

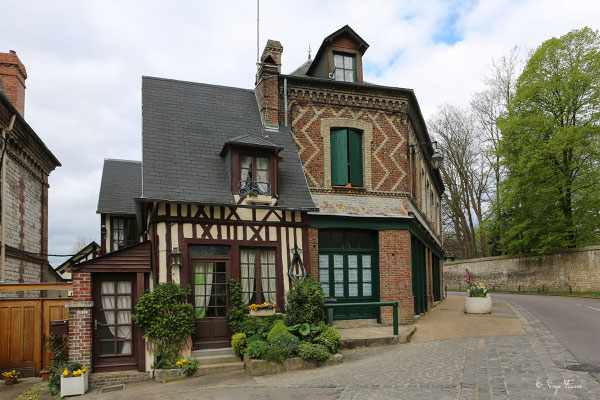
[142,76,254,93]
[104,158,141,164]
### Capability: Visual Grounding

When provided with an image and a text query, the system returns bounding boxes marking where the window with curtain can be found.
[240,155,270,195]
[111,217,138,251]
[333,52,356,82]
[240,248,277,305]
[99,280,133,355]
[331,128,363,187]
[193,261,227,318]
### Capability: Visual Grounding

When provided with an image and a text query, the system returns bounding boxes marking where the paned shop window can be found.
[331,128,363,187]
[111,217,138,251]
[240,248,277,305]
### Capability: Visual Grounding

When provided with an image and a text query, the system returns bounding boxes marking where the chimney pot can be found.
[9,50,16,54]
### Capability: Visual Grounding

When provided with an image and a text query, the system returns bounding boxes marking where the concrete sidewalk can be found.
[412,296,525,342]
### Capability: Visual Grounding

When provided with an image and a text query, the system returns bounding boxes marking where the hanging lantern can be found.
[288,246,307,282]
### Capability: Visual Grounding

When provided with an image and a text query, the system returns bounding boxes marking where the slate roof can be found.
[97,159,141,214]
[141,76,316,210]
[222,133,282,153]
[290,60,312,77]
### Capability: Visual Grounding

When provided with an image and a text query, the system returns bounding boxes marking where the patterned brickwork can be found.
[378,230,413,324]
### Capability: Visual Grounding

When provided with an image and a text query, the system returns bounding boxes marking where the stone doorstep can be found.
[194,361,245,376]
[89,371,151,388]
[244,353,343,377]
[339,325,416,349]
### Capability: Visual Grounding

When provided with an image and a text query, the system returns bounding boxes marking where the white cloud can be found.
[2,0,599,265]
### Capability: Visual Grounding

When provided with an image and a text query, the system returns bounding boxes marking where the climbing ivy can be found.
[132,283,196,363]
[228,279,245,332]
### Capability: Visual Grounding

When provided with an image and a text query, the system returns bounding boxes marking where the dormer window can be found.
[333,52,356,82]
[240,155,271,195]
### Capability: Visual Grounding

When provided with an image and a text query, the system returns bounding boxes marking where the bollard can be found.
[325,298,337,326]
[569,285,572,293]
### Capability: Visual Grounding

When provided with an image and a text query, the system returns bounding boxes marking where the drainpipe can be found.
[284,78,288,126]
[1,114,16,282]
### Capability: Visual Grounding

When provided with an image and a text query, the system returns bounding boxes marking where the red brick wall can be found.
[69,271,92,368]
[0,51,27,116]
[308,228,319,280]
[378,230,413,324]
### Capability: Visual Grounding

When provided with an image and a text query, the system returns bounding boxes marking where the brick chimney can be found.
[255,40,283,129]
[0,50,27,117]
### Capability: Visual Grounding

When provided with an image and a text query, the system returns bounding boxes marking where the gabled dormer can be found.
[220,134,283,205]
[306,25,369,83]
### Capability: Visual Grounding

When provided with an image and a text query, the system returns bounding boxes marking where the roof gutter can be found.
[1,114,16,282]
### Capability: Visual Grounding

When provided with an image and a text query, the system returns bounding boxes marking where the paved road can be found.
[450,292,600,383]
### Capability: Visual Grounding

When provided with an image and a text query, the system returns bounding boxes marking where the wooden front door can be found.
[318,230,379,320]
[191,258,230,349]
[92,274,138,372]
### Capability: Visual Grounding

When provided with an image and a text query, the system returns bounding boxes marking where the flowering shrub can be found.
[467,282,488,298]
[3,370,20,381]
[248,302,275,311]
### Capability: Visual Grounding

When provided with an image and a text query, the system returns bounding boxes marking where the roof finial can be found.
[307,44,312,60]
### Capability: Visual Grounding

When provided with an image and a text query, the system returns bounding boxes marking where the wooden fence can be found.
[0,298,70,377]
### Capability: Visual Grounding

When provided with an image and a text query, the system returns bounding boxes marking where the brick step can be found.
[193,361,245,376]
[192,354,241,365]
[191,347,234,358]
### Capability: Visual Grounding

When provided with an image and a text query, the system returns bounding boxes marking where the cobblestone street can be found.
[78,298,600,400]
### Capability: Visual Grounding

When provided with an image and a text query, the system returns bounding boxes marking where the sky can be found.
[1,0,599,266]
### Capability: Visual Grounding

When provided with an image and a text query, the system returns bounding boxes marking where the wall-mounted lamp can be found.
[408,141,444,170]
[288,246,307,282]
[170,247,182,268]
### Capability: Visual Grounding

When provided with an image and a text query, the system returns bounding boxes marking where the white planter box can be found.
[249,308,275,317]
[464,296,492,314]
[61,372,89,397]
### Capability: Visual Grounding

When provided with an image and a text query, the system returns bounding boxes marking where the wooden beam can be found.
[0,283,73,293]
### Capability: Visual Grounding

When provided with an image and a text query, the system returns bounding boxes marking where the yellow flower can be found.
[62,370,69,376]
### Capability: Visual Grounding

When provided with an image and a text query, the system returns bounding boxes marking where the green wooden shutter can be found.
[348,129,363,187]
[331,129,348,185]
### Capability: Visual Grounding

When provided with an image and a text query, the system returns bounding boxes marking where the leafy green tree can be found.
[497,27,600,254]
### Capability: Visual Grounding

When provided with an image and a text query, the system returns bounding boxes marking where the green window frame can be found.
[331,128,363,187]
[333,52,356,82]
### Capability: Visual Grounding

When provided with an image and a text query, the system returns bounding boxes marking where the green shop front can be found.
[309,215,443,322]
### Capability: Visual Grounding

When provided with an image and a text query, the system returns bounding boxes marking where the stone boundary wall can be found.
[443,245,600,292]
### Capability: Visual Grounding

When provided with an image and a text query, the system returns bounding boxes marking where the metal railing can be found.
[323,301,399,336]
[238,180,271,196]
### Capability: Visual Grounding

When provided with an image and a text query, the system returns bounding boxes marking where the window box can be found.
[249,308,276,318]
[61,371,89,397]
[245,194,273,205]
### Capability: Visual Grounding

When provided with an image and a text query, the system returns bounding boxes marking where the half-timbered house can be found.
[68,25,444,378]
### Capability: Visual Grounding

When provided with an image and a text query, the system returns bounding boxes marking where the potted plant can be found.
[60,363,89,397]
[40,368,52,380]
[464,282,492,314]
[248,302,276,317]
[2,370,20,385]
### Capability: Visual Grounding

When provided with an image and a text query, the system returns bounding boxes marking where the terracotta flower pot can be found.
[40,370,52,380]
[4,376,17,385]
